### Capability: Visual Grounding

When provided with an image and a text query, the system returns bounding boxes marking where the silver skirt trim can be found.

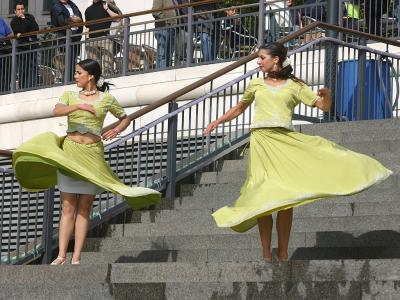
[57,170,104,195]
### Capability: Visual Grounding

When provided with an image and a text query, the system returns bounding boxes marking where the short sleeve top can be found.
[242,78,318,130]
[59,91,126,137]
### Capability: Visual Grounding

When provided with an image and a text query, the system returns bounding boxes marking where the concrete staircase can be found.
[1,119,400,299]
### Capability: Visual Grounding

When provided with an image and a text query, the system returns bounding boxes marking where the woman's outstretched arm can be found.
[203,100,250,135]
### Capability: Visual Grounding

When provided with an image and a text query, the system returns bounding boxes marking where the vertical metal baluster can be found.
[144,129,150,186]
[24,192,31,255]
[0,173,5,263]
[166,102,178,199]
[41,188,55,264]
[194,103,199,161]
[160,121,165,179]
[152,125,157,183]
[129,120,136,185]
[180,110,185,170]
[33,192,40,255]
[137,134,143,186]
[15,187,22,261]
[188,106,192,162]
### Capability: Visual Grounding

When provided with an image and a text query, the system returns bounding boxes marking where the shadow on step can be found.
[291,230,400,260]
[114,250,178,263]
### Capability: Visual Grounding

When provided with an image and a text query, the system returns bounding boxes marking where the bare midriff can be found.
[67,131,101,144]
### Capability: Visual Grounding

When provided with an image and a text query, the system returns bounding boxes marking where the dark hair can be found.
[76,59,113,92]
[259,42,305,84]
[15,1,26,9]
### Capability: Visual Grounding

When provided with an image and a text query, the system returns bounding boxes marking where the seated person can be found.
[221,7,257,57]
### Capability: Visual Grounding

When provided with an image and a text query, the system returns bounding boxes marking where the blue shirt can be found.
[0,18,12,38]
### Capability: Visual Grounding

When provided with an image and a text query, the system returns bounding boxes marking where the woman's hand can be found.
[102,127,121,141]
[203,120,219,136]
[315,87,332,112]
[78,104,96,116]
[317,87,331,99]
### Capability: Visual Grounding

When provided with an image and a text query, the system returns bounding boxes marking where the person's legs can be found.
[165,28,176,67]
[257,215,273,261]
[276,208,293,261]
[72,194,95,263]
[199,32,212,62]
[155,29,168,68]
[100,38,115,76]
[52,192,78,264]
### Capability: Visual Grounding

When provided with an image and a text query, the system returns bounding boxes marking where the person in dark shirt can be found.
[364,0,388,36]
[10,1,39,89]
[85,0,121,76]
[0,18,12,92]
[221,7,257,58]
[51,0,83,82]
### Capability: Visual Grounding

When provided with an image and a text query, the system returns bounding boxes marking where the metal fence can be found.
[0,1,328,94]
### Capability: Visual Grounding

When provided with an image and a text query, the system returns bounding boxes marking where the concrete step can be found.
[104,215,400,237]
[83,229,400,252]
[67,246,400,264]
[109,279,400,300]
[0,264,108,285]
[108,259,400,300]
[110,259,400,283]
[171,183,399,210]
[0,283,112,300]
[124,201,400,225]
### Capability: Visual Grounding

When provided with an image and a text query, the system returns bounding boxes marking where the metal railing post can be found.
[41,187,55,264]
[10,40,17,93]
[324,0,339,121]
[357,37,367,120]
[186,6,194,67]
[64,29,72,85]
[258,0,266,46]
[166,102,178,199]
[122,17,130,76]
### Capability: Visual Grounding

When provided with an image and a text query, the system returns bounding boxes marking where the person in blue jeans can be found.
[193,0,217,62]
[152,0,178,68]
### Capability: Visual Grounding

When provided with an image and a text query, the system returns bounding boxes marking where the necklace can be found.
[80,89,97,96]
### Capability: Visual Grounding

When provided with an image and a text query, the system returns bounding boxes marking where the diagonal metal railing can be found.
[1,22,400,264]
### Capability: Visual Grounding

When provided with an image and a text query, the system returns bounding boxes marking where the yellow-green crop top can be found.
[242,78,318,130]
[59,91,126,137]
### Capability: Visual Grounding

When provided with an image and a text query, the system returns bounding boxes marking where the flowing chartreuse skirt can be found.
[212,128,392,233]
[12,132,161,209]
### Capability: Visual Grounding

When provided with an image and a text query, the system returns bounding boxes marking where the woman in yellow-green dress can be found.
[204,42,392,262]
[13,59,160,265]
